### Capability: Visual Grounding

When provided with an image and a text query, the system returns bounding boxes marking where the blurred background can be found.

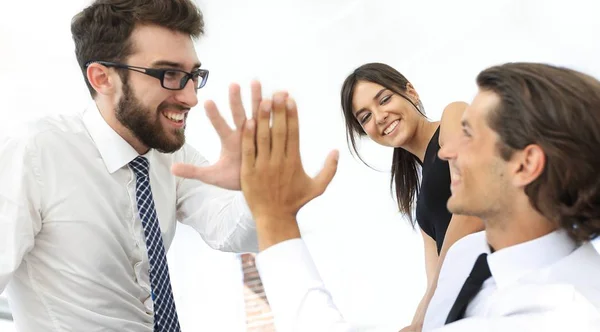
[1,0,600,330]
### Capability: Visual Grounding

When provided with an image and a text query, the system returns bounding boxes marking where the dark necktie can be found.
[130,156,181,332]
[445,253,492,324]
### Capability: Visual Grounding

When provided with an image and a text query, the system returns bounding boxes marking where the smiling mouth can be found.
[382,119,400,135]
[450,171,461,186]
[161,110,186,123]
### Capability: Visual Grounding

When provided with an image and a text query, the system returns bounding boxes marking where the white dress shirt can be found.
[0,104,258,331]
[256,230,600,332]
[425,230,600,331]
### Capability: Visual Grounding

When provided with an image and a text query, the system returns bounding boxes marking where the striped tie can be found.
[129,156,181,332]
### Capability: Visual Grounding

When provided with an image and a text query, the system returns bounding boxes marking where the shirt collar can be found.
[82,103,152,174]
[487,229,577,289]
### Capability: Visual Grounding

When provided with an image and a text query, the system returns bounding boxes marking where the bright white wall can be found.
[2,0,600,331]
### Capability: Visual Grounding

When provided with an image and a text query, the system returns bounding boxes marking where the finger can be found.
[256,99,272,163]
[272,90,289,98]
[205,100,233,139]
[312,150,339,197]
[229,83,247,129]
[241,119,256,174]
[250,80,262,120]
[270,92,288,161]
[285,97,300,160]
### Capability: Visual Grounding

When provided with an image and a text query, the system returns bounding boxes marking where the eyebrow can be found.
[150,60,202,71]
[354,88,388,117]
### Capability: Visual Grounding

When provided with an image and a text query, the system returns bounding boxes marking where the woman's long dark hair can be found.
[340,63,426,225]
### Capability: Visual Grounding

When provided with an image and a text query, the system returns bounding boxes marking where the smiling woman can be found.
[340,62,485,330]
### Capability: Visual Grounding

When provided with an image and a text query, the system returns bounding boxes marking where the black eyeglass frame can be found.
[85,60,209,90]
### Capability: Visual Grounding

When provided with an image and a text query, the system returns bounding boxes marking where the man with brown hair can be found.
[190,62,600,331]
[423,62,600,331]
[0,0,261,331]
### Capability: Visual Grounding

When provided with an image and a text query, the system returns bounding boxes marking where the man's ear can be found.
[86,63,117,96]
[510,144,546,188]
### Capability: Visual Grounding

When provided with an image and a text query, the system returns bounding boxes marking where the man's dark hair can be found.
[71,0,205,97]
[478,62,600,242]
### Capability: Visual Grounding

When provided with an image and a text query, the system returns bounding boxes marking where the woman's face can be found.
[351,80,422,148]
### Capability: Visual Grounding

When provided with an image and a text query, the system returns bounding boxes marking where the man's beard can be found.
[115,81,186,153]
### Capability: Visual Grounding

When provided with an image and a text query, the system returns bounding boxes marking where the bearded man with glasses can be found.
[0,1,262,331]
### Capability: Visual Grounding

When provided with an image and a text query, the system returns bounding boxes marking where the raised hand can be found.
[171,80,264,190]
[240,92,339,250]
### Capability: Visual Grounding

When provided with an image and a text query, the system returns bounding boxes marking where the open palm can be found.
[171,80,268,190]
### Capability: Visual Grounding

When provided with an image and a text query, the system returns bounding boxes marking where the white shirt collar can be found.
[82,103,153,173]
[488,229,577,289]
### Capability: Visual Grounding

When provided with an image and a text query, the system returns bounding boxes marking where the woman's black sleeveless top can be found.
[415,126,453,254]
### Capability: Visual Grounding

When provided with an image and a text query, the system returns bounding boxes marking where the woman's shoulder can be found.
[438,101,469,147]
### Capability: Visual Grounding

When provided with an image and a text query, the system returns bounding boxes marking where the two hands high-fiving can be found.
[172,81,339,251]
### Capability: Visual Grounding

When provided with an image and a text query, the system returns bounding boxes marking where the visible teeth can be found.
[383,120,399,135]
[163,111,184,122]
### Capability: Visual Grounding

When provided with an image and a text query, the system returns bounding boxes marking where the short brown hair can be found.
[477,62,600,242]
[71,0,205,97]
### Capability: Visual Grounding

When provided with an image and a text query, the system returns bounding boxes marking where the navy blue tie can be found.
[130,156,181,332]
[445,253,491,324]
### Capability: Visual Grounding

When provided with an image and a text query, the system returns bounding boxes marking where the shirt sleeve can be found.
[0,134,43,292]
[174,144,258,253]
[255,238,356,332]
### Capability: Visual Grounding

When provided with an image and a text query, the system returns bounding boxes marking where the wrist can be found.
[255,214,301,251]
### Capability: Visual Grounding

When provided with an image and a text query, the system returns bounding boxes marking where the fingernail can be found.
[262,102,271,113]
[286,98,295,110]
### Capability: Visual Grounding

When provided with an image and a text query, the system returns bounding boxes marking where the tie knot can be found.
[129,156,150,177]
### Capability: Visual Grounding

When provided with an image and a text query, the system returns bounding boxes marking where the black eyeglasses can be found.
[85,60,209,91]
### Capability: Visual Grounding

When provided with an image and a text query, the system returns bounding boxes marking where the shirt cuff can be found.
[255,239,326,328]
[256,238,322,283]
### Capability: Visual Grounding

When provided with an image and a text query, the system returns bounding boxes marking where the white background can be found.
[1,0,600,331]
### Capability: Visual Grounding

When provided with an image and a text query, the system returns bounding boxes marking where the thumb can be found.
[312,149,339,197]
[171,163,217,185]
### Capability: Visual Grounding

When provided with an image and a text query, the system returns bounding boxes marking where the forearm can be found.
[255,238,353,332]
[180,191,259,252]
[421,230,438,288]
